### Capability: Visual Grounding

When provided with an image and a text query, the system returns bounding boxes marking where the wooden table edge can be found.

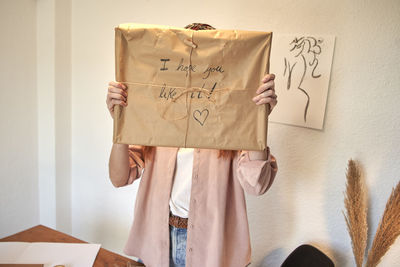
[0,225,144,267]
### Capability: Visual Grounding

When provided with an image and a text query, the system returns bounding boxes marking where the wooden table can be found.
[0,225,145,267]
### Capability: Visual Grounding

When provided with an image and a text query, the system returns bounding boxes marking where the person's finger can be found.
[256,97,277,106]
[268,91,278,99]
[270,99,278,109]
[262,89,275,99]
[256,80,275,94]
[267,99,278,114]
[269,100,278,112]
[111,99,127,107]
[107,92,127,102]
[106,93,126,107]
[108,86,128,97]
[256,97,272,105]
[261,73,276,83]
[107,97,124,109]
[108,81,127,90]
[108,85,128,93]
[252,89,275,102]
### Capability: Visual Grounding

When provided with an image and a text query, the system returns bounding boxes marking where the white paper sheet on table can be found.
[0,242,101,267]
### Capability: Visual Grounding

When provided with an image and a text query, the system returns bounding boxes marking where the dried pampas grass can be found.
[366,181,400,267]
[343,158,400,267]
[343,159,368,267]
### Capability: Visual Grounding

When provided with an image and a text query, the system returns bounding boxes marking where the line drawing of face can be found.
[284,36,323,122]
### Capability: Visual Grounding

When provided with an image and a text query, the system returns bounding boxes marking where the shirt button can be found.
[193,198,196,203]
[189,248,193,252]
[190,224,194,229]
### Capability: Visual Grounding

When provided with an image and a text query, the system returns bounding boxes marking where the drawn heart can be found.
[193,109,209,126]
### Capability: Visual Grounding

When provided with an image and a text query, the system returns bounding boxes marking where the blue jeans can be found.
[137,224,187,266]
[169,224,188,266]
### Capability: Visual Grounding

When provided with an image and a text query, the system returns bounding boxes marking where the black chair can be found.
[281,244,334,267]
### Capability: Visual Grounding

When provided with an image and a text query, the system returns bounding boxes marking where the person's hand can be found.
[252,74,277,114]
[106,81,128,119]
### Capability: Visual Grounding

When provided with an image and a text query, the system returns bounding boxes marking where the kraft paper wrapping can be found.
[113,23,272,150]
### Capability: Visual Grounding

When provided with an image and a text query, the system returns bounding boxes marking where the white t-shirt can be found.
[168,148,194,218]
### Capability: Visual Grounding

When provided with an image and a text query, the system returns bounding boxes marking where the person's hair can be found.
[143,22,238,159]
[184,23,216,30]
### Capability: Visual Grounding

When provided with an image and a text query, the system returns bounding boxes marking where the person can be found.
[107,23,278,267]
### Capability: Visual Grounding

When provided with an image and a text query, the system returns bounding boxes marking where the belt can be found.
[169,212,188,229]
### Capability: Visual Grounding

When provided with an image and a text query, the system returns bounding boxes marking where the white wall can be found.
[37,0,72,233]
[54,0,72,235]
[70,0,400,266]
[0,0,72,237]
[0,0,39,236]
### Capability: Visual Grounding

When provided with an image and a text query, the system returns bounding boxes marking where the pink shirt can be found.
[120,146,278,267]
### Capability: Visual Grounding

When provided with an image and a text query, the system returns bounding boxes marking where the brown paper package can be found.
[113,23,272,151]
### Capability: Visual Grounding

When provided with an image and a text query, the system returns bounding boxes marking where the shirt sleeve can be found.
[235,146,278,195]
[126,145,145,185]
